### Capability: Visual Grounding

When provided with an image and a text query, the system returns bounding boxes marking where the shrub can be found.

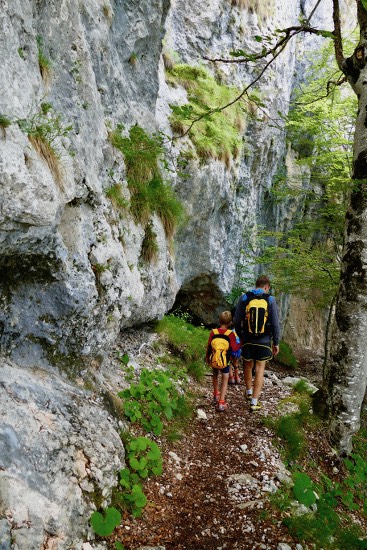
[0,114,12,129]
[140,222,159,263]
[275,340,298,369]
[36,35,52,84]
[110,125,185,237]
[105,183,129,209]
[155,314,208,364]
[17,102,72,189]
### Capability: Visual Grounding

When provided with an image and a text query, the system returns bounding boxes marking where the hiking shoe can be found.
[250,402,262,412]
[245,392,252,401]
[212,392,220,404]
[228,377,235,385]
[216,401,228,412]
[234,377,241,385]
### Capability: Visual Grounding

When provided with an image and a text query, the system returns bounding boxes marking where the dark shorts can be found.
[242,343,272,362]
[212,365,230,374]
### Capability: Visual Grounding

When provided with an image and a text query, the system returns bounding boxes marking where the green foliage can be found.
[275,340,298,369]
[187,360,206,382]
[105,184,129,209]
[255,41,356,311]
[270,396,314,463]
[119,367,190,436]
[140,222,159,263]
[90,507,121,536]
[166,64,245,166]
[270,412,367,548]
[110,124,185,237]
[126,436,163,477]
[155,313,207,363]
[293,379,313,395]
[284,467,367,548]
[292,472,317,506]
[16,103,72,188]
[116,436,163,517]
[115,543,125,550]
[0,114,12,129]
[17,102,73,146]
[36,35,52,82]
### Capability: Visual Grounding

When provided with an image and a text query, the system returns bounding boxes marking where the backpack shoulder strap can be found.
[212,328,219,335]
[224,329,232,336]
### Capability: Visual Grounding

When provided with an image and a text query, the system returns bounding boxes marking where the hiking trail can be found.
[111,361,323,549]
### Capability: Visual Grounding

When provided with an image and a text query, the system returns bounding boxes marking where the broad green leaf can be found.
[293,472,317,507]
[90,507,121,536]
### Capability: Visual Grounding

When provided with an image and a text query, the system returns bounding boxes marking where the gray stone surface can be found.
[0,358,124,549]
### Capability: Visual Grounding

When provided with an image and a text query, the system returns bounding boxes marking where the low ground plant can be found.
[267,388,367,548]
[274,340,298,369]
[155,313,208,368]
[118,367,190,436]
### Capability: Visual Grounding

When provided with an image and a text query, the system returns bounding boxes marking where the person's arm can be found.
[234,294,246,340]
[269,297,280,354]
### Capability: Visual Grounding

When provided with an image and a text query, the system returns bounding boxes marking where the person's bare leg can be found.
[220,372,229,403]
[212,370,219,396]
[253,360,266,399]
[244,359,253,392]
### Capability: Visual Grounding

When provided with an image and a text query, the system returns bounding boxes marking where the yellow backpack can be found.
[209,329,232,369]
[245,294,269,335]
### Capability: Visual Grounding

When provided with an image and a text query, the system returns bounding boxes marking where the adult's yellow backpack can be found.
[209,329,232,369]
[245,292,270,335]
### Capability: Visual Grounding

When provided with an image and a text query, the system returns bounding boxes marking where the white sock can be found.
[246,389,253,396]
[251,397,258,405]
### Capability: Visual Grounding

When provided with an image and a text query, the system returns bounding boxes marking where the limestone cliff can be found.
[0,0,353,547]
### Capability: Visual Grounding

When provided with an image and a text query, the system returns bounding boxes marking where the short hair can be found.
[219,311,232,325]
[256,275,271,288]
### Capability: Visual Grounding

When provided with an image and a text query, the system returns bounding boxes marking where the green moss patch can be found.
[167,64,245,166]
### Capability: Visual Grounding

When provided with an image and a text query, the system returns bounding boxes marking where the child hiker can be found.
[206,311,241,412]
[229,327,242,385]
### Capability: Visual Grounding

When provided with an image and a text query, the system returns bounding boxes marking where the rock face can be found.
[0,0,323,365]
[0,0,347,547]
[0,359,124,549]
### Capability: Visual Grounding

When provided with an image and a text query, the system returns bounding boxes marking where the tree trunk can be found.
[316,0,367,454]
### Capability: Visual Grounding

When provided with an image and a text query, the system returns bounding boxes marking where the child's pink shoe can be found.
[216,401,228,412]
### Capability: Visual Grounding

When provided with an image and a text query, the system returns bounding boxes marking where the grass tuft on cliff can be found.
[110,124,185,238]
[166,64,245,167]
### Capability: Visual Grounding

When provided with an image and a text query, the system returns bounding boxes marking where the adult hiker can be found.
[206,311,241,412]
[234,275,280,412]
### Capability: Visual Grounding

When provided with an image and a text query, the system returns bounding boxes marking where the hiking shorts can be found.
[242,343,272,363]
[211,365,230,374]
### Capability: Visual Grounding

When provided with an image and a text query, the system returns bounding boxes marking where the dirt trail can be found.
[112,365,301,550]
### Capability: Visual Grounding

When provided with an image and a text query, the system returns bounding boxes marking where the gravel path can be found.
[112,365,302,550]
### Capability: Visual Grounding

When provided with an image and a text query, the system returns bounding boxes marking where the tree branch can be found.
[332,0,345,70]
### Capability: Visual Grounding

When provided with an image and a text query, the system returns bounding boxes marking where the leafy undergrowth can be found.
[93,316,367,549]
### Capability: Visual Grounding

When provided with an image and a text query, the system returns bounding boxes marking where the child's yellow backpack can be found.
[209,329,232,368]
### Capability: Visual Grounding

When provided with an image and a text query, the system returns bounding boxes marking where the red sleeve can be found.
[229,331,241,352]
